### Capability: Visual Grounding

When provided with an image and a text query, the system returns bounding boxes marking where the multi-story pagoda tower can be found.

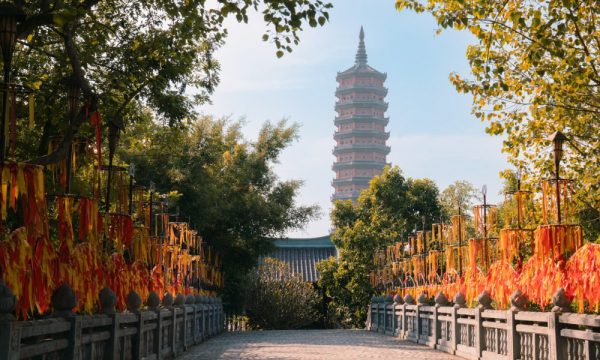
[332,27,390,202]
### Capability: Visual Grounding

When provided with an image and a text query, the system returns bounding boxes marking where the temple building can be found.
[264,236,336,282]
[332,27,390,202]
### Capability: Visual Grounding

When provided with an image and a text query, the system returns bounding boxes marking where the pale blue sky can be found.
[200,0,509,237]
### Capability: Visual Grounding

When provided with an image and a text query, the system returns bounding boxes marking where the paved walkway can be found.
[182,329,462,359]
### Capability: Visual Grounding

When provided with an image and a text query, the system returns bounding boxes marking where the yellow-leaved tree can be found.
[396,0,599,240]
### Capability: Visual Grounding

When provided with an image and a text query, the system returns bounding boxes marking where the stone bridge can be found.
[183,329,461,359]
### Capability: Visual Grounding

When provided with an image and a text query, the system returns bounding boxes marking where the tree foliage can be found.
[244,258,320,330]
[396,0,599,240]
[9,0,332,165]
[317,166,442,327]
[118,116,319,310]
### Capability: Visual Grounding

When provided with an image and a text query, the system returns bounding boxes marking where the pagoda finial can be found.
[355,26,367,66]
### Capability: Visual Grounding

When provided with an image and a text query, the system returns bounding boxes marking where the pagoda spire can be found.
[355,26,367,66]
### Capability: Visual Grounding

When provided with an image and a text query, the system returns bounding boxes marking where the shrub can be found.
[244,258,319,329]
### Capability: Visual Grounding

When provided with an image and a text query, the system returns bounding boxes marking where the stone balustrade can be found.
[0,281,224,360]
[367,289,600,360]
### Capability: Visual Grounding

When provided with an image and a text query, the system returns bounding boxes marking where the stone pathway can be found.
[182,329,462,359]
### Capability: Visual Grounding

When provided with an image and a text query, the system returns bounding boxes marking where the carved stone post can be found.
[393,294,402,337]
[507,290,527,360]
[403,294,415,340]
[434,292,449,348]
[416,293,428,343]
[452,292,466,354]
[126,291,143,360]
[549,288,570,360]
[185,294,195,349]
[0,281,20,360]
[52,284,81,360]
[476,291,492,358]
[146,291,162,360]
[100,287,119,360]
[163,293,174,358]
[173,293,185,355]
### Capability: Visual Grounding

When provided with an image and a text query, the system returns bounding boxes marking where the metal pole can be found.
[555,156,561,224]
[0,66,9,161]
[458,207,462,277]
[483,192,488,270]
[128,174,134,215]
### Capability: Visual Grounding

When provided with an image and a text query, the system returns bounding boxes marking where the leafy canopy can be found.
[317,166,442,327]
[10,0,332,164]
[395,0,599,239]
[118,116,319,310]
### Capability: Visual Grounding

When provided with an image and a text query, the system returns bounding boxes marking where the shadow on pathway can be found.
[181,329,462,359]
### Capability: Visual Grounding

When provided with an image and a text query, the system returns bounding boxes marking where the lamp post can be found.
[0,2,24,162]
[549,131,567,224]
[64,74,81,193]
[149,181,155,235]
[482,184,488,269]
[128,163,135,215]
[516,168,522,228]
[457,198,463,277]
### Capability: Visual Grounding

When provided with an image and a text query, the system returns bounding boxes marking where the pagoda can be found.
[332,27,390,202]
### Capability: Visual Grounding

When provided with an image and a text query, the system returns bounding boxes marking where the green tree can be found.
[317,166,442,327]
[396,0,599,241]
[244,258,320,330]
[439,180,480,220]
[9,0,332,165]
[118,116,319,311]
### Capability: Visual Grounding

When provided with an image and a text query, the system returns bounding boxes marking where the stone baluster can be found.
[146,291,162,360]
[549,288,570,360]
[162,293,174,358]
[476,291,492,357]
[126,291,143,359]
[51,284,80,360]
[99,287,120,359]
[507,290,527,360]
[416,293,428,342]
[393,294,402,337]
[452,292,466,353]
[185,295,196,349]
[403,294,415,340]
[0,281,20,360]
[173,294,185,355]
[434,292,449,347]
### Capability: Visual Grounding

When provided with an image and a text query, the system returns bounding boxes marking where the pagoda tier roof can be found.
[336,65,387,80]
[332,176,373,186]
[332,161,386,170]
[335,100,388,111]
[335,85,388,97]
[334,116,389,126]
[332,191,362,201]
[334,129,390,140]
[333,144,391,155]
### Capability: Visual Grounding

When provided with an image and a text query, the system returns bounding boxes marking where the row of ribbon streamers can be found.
[427,250,440,283]
[564,244,600,313]
[504,190,534,229]
[77,197,101,247]
[47,137,94,196]
[498,228,534,265]
[484,260,518,309]
[518,255,566,309]
[132,185,147,225]
[0,163,55,318]
[108,213,134,253]
[534,224,583,261]
[56,195,75,253]
[541,179,575,225]
[3,87,36,159]
[131,226,150,264]
[445,244,466,275]
[101,166,129,214]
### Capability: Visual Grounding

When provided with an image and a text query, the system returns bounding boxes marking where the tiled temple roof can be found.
[262,236,337,283]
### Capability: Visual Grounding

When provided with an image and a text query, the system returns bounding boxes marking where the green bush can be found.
[244,258,319,329]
